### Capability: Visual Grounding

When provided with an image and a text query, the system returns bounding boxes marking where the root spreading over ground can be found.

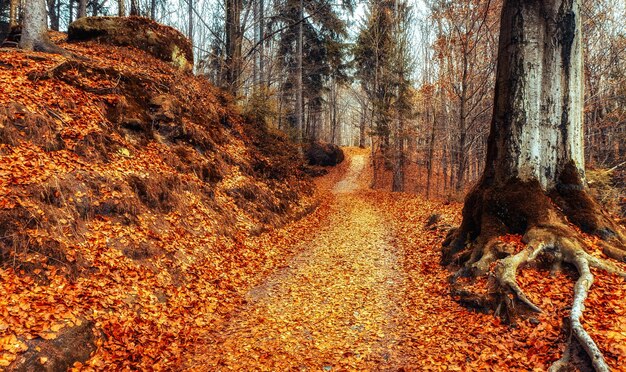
[444,172,626,371]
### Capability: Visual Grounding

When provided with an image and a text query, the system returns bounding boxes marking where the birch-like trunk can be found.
[483,0,584,190]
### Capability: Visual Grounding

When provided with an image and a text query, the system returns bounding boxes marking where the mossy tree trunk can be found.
[443,0,626,370]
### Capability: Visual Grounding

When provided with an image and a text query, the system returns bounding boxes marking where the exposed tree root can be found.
[443,178,626,371]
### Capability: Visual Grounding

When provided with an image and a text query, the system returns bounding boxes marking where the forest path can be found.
[196,149,621,371]
[203,151,407,370]
[195,149,626,371]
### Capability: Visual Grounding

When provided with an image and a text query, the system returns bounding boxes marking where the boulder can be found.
[68,16,193,72]
[305,142,345,167]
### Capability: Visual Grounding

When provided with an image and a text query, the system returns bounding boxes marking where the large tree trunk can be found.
[443,0,626,370]
[19,0,65,54]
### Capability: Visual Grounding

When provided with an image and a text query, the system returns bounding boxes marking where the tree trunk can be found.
[426,99,436,199]
[392,113,405,192]
[129,0,139,16]
[90,0,97,16]
[295,0,303,143]
[258,0,265,88]
[9,0,19,28]
[443,1,626,370]
[150,0,156,19]
[77,0,87,18]
[358,102,366,149]
[118,0,125,17]
[20,0,65,54]
[47,0,60,31]
[225,0,243,96]
[188,0,193,46]
[69,0,75,23]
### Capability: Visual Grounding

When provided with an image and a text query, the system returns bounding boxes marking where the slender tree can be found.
[9,0,19,28]
[443,0,626,369]
[118,0,125,16]
[295,0,303,141]
[78,0,87,18]
[224,0,243,95]
[130,0,139,15]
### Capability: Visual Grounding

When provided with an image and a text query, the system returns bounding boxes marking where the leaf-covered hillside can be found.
[0,27,317,368]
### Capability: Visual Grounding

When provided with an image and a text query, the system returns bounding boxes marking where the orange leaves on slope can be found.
[0,35,315,369]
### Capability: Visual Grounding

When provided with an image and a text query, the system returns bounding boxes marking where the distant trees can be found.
[408,0,625,200]
[1,0,623,191]
[355,0,414,191]
[403,0,500,197]
[582,0,626,167]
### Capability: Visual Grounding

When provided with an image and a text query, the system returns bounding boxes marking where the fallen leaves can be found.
[0,34,315,369]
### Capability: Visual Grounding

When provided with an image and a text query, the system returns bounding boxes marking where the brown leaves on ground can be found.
[196,149,626,371]
[0,32,316,369]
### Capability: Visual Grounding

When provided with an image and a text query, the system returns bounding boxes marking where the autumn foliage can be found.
[0,30,315,368]
[0,25,625,371]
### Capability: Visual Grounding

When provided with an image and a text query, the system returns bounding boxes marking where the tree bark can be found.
[47,0,60,31]
[426,99,436,199]
[118,0,125,17]
[295,0,303,143]
[9,0,19,28]
[77,0,87,18]
[258,0,265,88]
[358,102,366,148]
[130,0,139,16]
[188,0,193,46]
[443,0,626,369]
[225,0,243,96]
[69,0,75,23]
[20,0,65,54]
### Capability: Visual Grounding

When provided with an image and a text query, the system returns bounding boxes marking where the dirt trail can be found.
[332,154,366,193]
[204,152,406,370]
[198,150,626,371]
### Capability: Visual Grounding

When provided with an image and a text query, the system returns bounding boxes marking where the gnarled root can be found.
[493,238,546,314]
